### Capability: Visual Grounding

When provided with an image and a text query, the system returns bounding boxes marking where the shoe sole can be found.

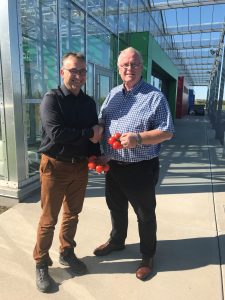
[37,284,51,293]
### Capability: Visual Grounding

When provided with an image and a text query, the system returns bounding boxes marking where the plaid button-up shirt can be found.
[99,78,175,162]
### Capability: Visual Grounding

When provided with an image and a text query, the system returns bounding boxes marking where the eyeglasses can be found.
[119,63,140,70]
[63,68,87,76]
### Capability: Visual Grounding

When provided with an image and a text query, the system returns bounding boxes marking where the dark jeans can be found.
[33,154,88,264]
[106,157,159,258]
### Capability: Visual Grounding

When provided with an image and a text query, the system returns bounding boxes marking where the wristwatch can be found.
[136,133,142,146]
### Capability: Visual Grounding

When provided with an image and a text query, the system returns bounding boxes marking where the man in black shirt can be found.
[33,52,101,293]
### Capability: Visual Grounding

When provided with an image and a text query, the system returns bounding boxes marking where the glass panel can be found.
[26,102,41,176]
[87,17,111,68]
[73,0,86,8]
[143,12,150,31]
[87,63,94,98]
[42,1,58,91]
[151,75,162,91]
[98,75,110,109]
[61,2,85,54]
[88,0,104,22]
[106,1,118,34]
[137,0,145,32]
[129,0,138,32]
[119,0,129,38]
[21,0,58,177]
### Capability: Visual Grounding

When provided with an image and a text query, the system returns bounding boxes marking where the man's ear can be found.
[60,68,64,78]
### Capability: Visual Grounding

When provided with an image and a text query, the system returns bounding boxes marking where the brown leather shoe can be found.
[136,256,153,281]
[93,242,125,256]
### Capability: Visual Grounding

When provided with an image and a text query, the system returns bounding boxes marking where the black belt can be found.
[110,158,157,166]
[45,154,87,164]
[110,160,135,166]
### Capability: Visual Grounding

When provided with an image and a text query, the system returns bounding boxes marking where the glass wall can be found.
[0,0,180,200]
[0,0,176,185]
[20,0,118,178]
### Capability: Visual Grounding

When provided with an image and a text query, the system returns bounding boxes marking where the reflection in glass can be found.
[26,102,41,176]
[61,2,85,54]
[88,0,104,21]
[87,63,94,98]
[74,0,86,8]
[98,75,110,109]
[87,17,111,68]
[21,0,58,177]
[105,1,118,34]
[119,0,129,32]
[151,75,162,91]
[129,0,137,32]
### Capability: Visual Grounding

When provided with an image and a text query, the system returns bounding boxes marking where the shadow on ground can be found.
[46,234,225,288]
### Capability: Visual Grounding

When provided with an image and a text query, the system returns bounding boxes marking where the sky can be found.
[191,86,208,100]
[162,3,225,101]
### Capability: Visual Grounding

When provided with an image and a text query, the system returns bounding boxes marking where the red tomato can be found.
[95,165,104,173]
[112,141,123,149]
[103,164,110,172]
[88,155,97,162]
[113,132,121,139]
[88,162,96,170]
[108,136,116,145]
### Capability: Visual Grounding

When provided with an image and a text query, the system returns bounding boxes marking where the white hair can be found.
[117,47,143,66]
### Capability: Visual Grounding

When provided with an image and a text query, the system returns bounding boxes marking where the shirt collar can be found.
[60,84,83,97]
[122,77,144,94]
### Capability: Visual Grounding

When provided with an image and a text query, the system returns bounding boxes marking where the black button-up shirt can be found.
[39,84,101,158]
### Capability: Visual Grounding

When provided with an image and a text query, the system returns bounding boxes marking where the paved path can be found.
[0,116,225,300]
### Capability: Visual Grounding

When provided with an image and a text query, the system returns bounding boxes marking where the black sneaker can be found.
[36,265,51,293]
[59,248,87,275]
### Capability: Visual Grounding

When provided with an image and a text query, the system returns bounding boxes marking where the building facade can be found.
[0,0,178,203]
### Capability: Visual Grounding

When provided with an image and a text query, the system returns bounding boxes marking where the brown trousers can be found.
[33,154,88,264]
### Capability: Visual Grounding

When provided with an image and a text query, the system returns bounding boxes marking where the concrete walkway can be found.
[0,116,225,300]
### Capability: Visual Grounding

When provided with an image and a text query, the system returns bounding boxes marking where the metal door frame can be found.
[0,50,8,181]
[94,65,114,113]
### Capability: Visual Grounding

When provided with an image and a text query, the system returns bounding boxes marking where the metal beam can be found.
[172,55,217,59]
[174,62,213,66]
[179,68,211,71]
[182,75,210,78]
[148,0,225,11]
[164,39,219,50]
[154,22,224,36]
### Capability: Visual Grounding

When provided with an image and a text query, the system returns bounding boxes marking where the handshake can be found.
[89,124,104,144]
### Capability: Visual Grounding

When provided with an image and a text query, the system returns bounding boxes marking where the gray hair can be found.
[117,47,143,66]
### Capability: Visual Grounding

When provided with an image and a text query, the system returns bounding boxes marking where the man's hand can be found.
[89,125,104,143]
[120,132,138,148]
